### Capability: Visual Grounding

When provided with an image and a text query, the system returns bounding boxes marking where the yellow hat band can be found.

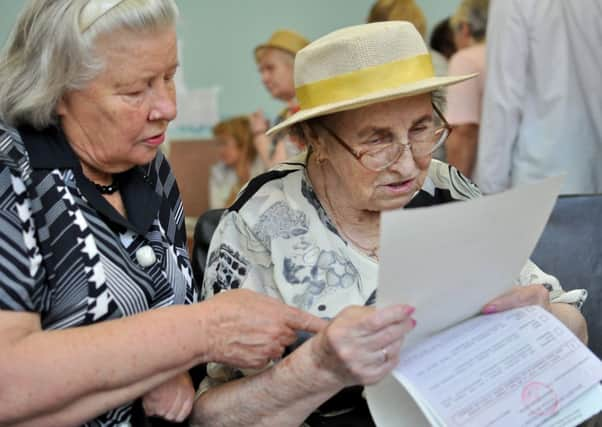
[296,54,434,110]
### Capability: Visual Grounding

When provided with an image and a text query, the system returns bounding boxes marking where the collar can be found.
[19,125,160,236]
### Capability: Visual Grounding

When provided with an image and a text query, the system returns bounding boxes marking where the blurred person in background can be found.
[210,116,265,209]
[445,0,490,180]
[249,29,310,168]
[430,17,457,61]
[477,0,602,194]
[367,0,448,77]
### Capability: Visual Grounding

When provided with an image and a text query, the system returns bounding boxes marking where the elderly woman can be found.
[0,1,324,426]
[194,22,588,426]
[210,116,265,209]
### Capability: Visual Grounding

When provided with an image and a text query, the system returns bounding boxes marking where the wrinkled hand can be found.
[482,284,551,314]
[142,372,195,423]
[206,289,327,369]
[311,305,416,388]
[248,110,269,135]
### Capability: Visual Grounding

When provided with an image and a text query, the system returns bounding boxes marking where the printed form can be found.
[366,176,602,426]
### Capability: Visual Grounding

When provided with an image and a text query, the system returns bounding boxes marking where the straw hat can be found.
[254,29,310,61]
[267,21,476,136]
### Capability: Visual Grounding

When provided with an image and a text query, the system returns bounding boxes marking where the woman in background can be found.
[210,116,265,209]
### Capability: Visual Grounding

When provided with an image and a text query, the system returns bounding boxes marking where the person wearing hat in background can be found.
[444,0,490,180]
[191,21,587,427]
[209,116,265,209]
[249,29,310,168]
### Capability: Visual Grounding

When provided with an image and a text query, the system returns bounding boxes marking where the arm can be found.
[446,124,479,177]
[191,305,416,427]
[0,290,325,425]
[0,307,207,425]
[476,0,528,193]
[249,110,275,168]
[445,48,482,178]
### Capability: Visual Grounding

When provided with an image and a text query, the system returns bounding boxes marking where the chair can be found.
[530,194,602,358]
[191,208,225,286]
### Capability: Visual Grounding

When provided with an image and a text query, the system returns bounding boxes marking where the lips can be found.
[382,177,416,194]
[144,133,165,146]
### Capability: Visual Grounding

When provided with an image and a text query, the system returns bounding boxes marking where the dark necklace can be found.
[94,179,119,195]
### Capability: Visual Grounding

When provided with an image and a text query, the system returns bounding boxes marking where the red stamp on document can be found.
[521,382,559,417]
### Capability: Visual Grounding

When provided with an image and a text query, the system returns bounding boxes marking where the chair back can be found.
[531,194,602,358]
[191,209,226,286]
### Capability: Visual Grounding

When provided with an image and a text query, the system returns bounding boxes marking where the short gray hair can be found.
[451,0,489,42]
[0,0,178,129]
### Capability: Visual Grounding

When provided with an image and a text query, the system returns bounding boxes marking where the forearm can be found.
[446,124,479,178]
[7,367,184,427]
[0,305,210,422]
[253,133,274,167]
[191,339,342,427]
[549,303,588,344]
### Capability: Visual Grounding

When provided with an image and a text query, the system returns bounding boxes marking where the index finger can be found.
[285,306,328,333]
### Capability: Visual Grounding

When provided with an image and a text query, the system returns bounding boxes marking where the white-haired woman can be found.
[0,1,325,426]
[193,22,588,426]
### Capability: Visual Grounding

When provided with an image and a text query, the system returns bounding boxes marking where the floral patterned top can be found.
[199,153,587,418]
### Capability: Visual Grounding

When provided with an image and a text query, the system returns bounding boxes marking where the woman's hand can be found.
[310,304,416,388]
[205,289,328,369]
[142,372,195,423]
[482,284,551,314]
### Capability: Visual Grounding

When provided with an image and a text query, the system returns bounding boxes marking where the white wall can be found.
[0,0,461,122]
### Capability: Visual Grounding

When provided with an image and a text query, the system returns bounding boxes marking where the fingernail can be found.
[404,306,416,316]
[411,318,417,328]
[483,305,497,314]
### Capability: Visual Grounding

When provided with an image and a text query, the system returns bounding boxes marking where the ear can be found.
[300,122,329,162]
[55,94,69,117]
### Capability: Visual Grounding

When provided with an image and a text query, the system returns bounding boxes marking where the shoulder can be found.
[420,160,481,203]
[448,47,483,74]
[0,121,30,176]
[229,158,306,214]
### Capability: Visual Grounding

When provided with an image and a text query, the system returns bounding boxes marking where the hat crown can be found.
[294,21,428,88]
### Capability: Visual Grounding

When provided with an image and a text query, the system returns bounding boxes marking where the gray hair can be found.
[0,0,178,129]
[451,0,489,42]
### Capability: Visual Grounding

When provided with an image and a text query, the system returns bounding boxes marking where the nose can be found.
[387,143,419,176]
[148,81,177,122]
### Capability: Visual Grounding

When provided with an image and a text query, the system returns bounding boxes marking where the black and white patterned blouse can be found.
[0,122,196,426]
[200,154,587,421]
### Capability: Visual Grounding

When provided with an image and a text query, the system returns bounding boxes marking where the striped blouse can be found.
[0,122,196,426]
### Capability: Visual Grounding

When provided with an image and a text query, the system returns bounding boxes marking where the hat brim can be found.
[267,73,477,136]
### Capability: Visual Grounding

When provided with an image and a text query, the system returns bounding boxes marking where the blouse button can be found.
[136,245,156,267]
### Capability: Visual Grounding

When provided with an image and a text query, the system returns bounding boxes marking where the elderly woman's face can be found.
[57,27,178,174]
[318,94,433,211]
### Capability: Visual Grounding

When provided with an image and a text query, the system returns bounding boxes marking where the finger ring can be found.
[381,348,389,364]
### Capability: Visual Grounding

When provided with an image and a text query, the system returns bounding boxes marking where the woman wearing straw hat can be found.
[193,22,587,426]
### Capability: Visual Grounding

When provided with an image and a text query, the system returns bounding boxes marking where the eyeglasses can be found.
[316,103,452,172]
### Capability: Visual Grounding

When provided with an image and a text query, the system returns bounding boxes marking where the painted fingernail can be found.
[405,306,416,316]
[483,305,497,314]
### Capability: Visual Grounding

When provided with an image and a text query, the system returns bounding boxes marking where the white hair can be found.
[0,0,178,129]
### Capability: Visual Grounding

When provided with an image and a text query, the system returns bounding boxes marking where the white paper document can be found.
[365,176,602,426]
[395,306,602,427]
